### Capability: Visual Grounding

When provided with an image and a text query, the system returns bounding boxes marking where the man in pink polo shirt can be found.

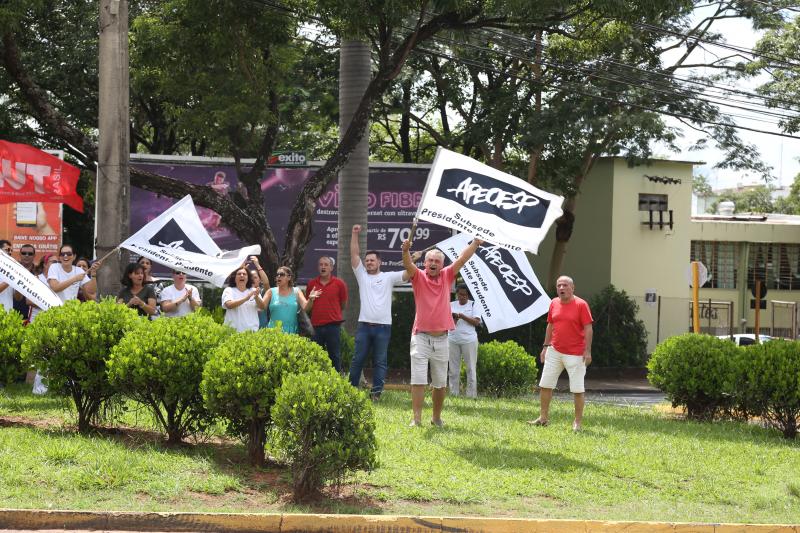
[401,236,482,427]
[529,275,593,431]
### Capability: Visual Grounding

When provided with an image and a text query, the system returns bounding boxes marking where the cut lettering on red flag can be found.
[0,140,84,212]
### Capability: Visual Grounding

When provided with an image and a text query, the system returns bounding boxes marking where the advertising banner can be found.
[0,201,62,263]
[130,161,451,282]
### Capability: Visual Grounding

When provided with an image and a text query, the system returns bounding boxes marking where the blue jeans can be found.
[313,323,342,372]
[349,323,391,395]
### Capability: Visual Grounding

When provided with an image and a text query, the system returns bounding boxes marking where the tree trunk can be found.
[399,78,413,163]
[337,40,371,335]
[247,420,266,467]
[527,30,544,185]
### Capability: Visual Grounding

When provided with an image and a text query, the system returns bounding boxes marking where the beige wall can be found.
[609,159,693,299]
[533,159,614,297]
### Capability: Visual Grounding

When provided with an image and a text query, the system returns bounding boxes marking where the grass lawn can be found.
[1,383,799,524]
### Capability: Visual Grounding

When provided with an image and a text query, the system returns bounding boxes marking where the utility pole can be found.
[96,0,130,296]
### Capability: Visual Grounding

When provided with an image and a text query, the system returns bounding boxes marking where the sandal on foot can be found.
[527,418,549,427]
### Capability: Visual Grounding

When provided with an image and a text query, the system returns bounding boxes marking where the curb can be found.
[0,510,797,532]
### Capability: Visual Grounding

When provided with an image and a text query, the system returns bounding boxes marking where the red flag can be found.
[0,140,84,212]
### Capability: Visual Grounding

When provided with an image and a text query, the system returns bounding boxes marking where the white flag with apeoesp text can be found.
[417,147,564,254]
[437,233,550,333]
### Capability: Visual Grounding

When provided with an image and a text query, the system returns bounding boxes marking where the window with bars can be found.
[639,193,668,211]
[747,243,800,291]
[690,241,737,289]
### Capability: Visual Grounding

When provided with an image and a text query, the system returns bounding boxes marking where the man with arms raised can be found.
[349,224,409,401]
[529,275,593,431]
[401,235,482,427]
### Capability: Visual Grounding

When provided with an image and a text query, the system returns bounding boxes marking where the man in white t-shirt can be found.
[448,284,482,398]
[0,240,14,311]
[159,270,202,318]
[349,224,410,400]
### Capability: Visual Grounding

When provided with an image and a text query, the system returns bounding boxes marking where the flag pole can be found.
[410,146,445,248]
[95,246,120,265]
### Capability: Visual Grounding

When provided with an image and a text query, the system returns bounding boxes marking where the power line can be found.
[421,28,800,125]
[477,25,800,111]
[243,0,800,138]
[414,44,800,140]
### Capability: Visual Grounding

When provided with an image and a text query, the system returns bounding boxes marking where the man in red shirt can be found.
[401,236,482,427]
[529,275,593,431]
[306,256,348,372]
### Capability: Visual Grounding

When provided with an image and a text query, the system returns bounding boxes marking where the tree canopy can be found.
[1,0,795,285]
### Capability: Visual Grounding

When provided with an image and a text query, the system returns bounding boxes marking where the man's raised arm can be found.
[452,238,483,272]
[401,239,417,280]
[350,225,362,269]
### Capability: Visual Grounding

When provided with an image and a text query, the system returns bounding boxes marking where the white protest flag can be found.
[0,251,62,311]
[120,195,260,287]
[437,233,550,333]
[417,147,564,254]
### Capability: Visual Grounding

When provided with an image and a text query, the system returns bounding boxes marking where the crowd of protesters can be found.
[1,233,593,429]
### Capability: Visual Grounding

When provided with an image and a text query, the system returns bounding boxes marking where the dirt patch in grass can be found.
[0,414,66,430]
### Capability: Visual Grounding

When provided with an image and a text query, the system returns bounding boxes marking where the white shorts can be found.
[410,333,449,388]
[539,346,586,393]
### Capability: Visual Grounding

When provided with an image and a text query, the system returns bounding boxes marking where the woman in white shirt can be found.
[221,266,266,332]
[48,244,99,303]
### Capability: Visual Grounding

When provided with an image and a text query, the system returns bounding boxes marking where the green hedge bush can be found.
[0,307,25,385]
[741,340,800,439]
[647,333,742,420]
[272,369,377,500]
[588,285,648,367]
[21,299,142,432]
[108,313,233,444]
[201,328,332,465]
[476,340,538,397]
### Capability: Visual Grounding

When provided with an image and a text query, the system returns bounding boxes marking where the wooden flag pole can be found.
[408,218,418,248]
[95,246,120,265]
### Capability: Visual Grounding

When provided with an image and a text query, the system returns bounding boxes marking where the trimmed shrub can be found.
[647,333,741,420]
[476,340,538,397]
[272,369,377,501]
[588,285,648,367]
[108,313,233,444]
[21,299,142,432]
[741,340,800,439]
[0,307,25,385]
[201,328,332,466]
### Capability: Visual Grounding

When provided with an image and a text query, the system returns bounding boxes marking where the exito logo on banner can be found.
[268,151,307,167]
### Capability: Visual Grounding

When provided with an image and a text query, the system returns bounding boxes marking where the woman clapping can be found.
[222,266,266,332]
[117,263,158,317]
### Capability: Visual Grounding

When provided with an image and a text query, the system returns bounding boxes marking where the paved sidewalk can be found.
[379,367,659,394]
